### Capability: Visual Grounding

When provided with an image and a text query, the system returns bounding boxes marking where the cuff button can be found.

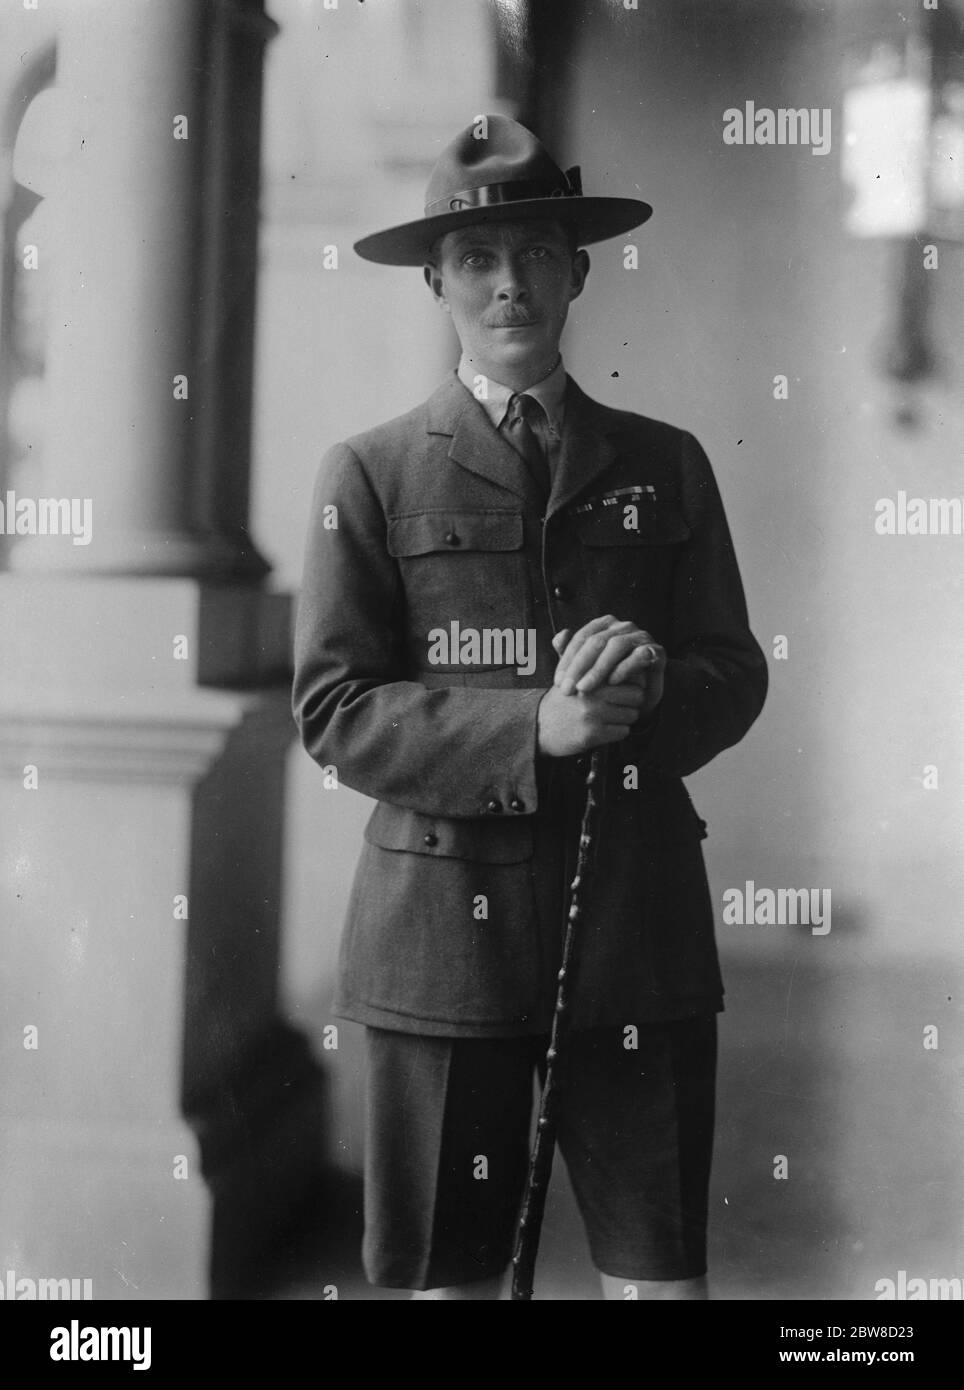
[509,797,525,812]
[486,799,503,814]
[423,832,438,847]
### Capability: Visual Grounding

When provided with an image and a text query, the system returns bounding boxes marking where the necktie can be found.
[504,393,552,502]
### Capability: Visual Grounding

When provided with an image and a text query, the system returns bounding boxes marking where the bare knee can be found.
[600,1273,708,1301]
[410,1275,504,1301]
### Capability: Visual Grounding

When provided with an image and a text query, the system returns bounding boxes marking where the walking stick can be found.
[510,746,604,1301]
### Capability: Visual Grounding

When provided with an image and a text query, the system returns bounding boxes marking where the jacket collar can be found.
[426,371,620,518]
[454,353,568,435]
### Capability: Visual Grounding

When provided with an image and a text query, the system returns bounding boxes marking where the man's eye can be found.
[524,246,549,259]
[462,253,490,268]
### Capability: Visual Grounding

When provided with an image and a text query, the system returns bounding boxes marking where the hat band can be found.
[424,165,583,219]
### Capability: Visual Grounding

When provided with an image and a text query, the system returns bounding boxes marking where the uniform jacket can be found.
[292,372,768,1037]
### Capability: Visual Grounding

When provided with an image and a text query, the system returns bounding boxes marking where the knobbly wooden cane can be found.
[510,746,603,1301]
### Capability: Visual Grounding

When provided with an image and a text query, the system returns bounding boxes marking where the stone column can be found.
[0,0,325,1301]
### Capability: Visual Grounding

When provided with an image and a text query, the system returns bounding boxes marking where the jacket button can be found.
[423,832,438,847]
[444,530,460,546]
[552,584,570,601]
[486,799,503,814]
[509,797,525,812]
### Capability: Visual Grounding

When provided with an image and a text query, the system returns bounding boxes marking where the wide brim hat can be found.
[354,114,652,266]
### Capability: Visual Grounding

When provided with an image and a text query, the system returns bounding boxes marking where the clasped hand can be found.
[536,616,666,758]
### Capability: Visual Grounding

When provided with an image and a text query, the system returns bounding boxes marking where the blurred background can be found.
[0,0,962,1300]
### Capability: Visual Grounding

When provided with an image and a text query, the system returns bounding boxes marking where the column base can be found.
[0,575,327,1301]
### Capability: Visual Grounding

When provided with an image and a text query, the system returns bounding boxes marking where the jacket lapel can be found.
[546,376,620,519]
[426,373,541,506]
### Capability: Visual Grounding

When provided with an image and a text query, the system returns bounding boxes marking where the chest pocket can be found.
[571,496,690,622]
[387,508,532,668]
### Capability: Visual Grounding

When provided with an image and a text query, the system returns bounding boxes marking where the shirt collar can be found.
[456,353,567,436]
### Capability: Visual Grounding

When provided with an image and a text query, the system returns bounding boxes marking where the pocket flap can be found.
[364,800,534,862]
[388,509,524,558]
[576,500,690,547]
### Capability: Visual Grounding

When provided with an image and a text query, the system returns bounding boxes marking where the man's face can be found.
[424,220,589,387]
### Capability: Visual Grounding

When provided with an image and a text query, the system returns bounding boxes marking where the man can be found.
[293,115,767,1300]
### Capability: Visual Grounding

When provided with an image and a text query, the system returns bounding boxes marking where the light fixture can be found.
[841,3,964,420]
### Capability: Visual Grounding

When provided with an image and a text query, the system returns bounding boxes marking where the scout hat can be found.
[353,113,652,266]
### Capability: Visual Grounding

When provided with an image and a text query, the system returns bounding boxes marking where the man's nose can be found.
[496,260,529,300]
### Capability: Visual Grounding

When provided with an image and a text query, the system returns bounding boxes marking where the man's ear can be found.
[424,263,448,309]
[568,248,590,302]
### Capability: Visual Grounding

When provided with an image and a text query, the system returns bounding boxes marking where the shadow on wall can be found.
[183,687,332,1300]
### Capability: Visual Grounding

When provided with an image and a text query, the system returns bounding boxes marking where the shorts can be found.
[361,1016,717,1289]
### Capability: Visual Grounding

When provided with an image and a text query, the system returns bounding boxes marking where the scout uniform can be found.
[292,116,767,1290]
